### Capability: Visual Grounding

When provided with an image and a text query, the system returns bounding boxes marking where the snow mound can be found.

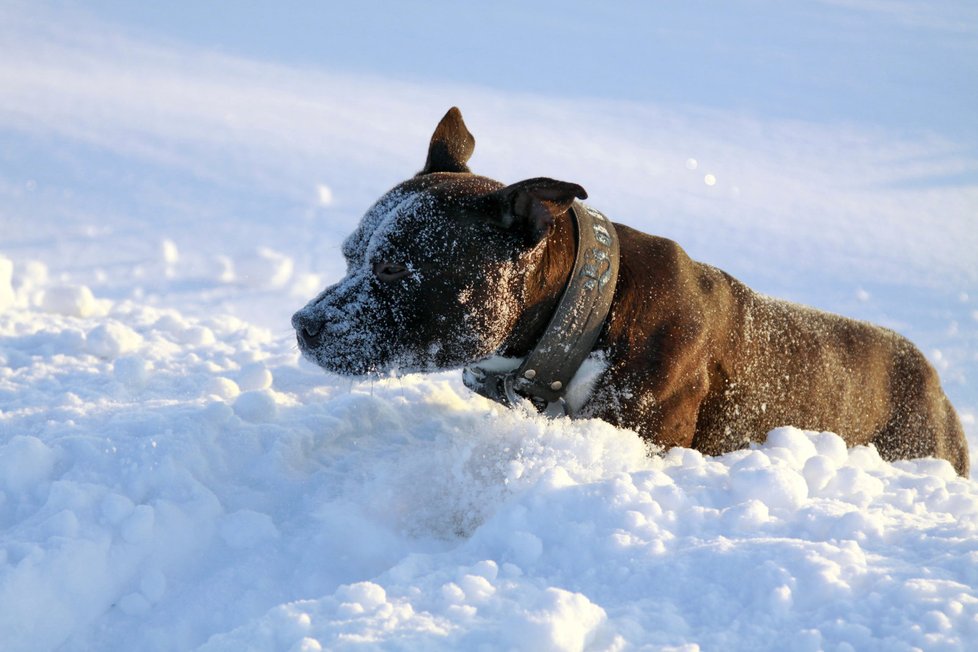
[40,284,100,318]
[200,416,978,652]
[86,321,143,359]
[1,290,976,651]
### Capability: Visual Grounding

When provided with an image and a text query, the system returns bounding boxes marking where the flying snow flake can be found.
[161,239,179,264]
[317,184,334,206]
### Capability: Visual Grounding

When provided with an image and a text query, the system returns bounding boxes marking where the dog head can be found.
[292,108,586,376]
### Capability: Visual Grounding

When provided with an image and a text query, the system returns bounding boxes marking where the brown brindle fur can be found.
[470,125,968,476]
[505,189,969,475]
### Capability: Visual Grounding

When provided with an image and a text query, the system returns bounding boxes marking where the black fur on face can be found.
[292,174,545,376]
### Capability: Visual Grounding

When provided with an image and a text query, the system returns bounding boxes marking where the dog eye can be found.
[373,262,411,282]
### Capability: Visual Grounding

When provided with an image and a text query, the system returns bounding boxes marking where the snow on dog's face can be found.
[292,108,587,377]
[293,175,532,375]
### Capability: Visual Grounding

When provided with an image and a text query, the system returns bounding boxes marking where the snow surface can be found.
[2,2,978,650]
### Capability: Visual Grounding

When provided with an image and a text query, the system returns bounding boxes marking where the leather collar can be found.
[463,202,620,415]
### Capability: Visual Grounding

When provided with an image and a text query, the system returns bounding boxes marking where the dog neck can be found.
[465,202,620,413]
[499,210,578,356]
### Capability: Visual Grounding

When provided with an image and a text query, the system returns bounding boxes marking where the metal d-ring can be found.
[501,372,521,407]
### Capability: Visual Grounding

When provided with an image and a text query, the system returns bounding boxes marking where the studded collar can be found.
[463,202,620,415]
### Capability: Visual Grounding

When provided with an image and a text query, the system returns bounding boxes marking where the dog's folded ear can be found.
[492,178,588,243]
[420,107,476,175]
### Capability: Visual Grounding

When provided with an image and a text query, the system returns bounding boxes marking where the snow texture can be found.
[2,2,977,650]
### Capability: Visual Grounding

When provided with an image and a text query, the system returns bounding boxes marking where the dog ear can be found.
[420,107,476,175]
[493,178,588,243]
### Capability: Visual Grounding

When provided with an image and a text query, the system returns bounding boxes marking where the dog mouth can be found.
[294,333,380,377]
[290,285,504,378]
[292,316,483,379]
[291,309,401,377]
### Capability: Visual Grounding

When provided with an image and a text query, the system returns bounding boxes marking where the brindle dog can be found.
[293,108,969,476]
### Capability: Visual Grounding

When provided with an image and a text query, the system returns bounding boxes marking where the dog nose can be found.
[292,311,324,348]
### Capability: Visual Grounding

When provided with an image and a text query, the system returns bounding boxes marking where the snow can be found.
[2,268,977,652]
[0,257,14,313]
[2,2,977,650]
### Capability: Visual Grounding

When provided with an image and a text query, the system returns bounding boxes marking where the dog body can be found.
[293,108,969,476]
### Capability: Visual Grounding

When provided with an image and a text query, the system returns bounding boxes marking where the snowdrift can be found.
[2,265,977,651]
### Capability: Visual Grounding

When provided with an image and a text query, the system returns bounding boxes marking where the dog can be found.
[293,107,969,476]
